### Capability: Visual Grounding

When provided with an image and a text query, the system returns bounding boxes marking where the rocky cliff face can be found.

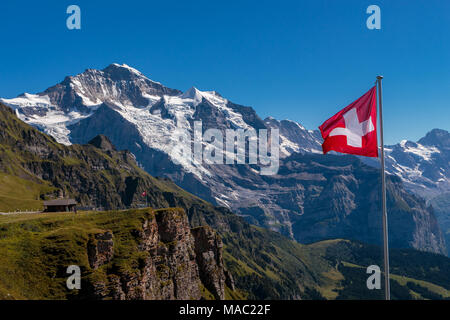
[284,154,447,255]
[87,231,114,269]
[85,208,231,300]
[191,226,235,300]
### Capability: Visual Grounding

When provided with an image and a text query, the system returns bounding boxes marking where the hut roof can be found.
[43,199,77,206]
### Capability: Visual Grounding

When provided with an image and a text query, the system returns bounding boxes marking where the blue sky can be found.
[0,0,449,144]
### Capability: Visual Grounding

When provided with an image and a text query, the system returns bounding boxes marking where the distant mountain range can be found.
[1,63,448,255]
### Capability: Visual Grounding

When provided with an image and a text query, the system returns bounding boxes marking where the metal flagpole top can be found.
[377,75,384,80]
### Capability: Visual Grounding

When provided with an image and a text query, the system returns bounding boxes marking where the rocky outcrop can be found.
[87,231,114,269]
[86,208,230,300]
[87,134,116,153]
[191,226,228,300]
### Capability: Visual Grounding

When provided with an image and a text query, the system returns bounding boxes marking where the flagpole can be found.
[377,75,390,300]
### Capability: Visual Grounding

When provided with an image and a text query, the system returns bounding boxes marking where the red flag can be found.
[319,86,378,157]
[141,191,147,197]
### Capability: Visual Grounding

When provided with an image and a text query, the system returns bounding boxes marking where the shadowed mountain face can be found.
[283,154,445,254]
[1,64,448,255]
[419,129,450,149]
[430,192,450,256]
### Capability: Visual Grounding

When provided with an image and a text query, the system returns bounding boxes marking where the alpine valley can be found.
[0,63,449,300]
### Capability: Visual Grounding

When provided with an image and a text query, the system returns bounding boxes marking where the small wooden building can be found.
[43,199,77,212]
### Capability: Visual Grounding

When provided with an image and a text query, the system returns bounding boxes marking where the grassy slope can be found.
[339,261,450,300]
[322,240,450,300]
[0,209,323,300]
[0,103,185,211]
[0,173,56,212]
[0,209,149,299]
[0,107,59,211]
[0,208,216,300]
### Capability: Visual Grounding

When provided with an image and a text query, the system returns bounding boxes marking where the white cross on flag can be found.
[319,86,378,157]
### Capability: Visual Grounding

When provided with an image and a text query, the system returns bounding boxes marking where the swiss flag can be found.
[319,86,378,157]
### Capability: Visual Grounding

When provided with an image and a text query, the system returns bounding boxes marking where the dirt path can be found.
[0,211,42,215]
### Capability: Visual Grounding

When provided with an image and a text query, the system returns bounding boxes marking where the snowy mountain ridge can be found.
[1,63,448,199]
[1,64,319,177]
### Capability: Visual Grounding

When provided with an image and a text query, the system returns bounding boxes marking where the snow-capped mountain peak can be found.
[0,63,323,169]
[363,129,450,199]
[181,86,206,106]
[397,140,440,161]
[0,64,275,177]
[101,63,163,85]
[109,63,147,76]
[0,64,183,144]
[264,116,322,156]
[418,129,450,149]
[180,86,228,110]
[1,93,51,108]
[181,86,201,98]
